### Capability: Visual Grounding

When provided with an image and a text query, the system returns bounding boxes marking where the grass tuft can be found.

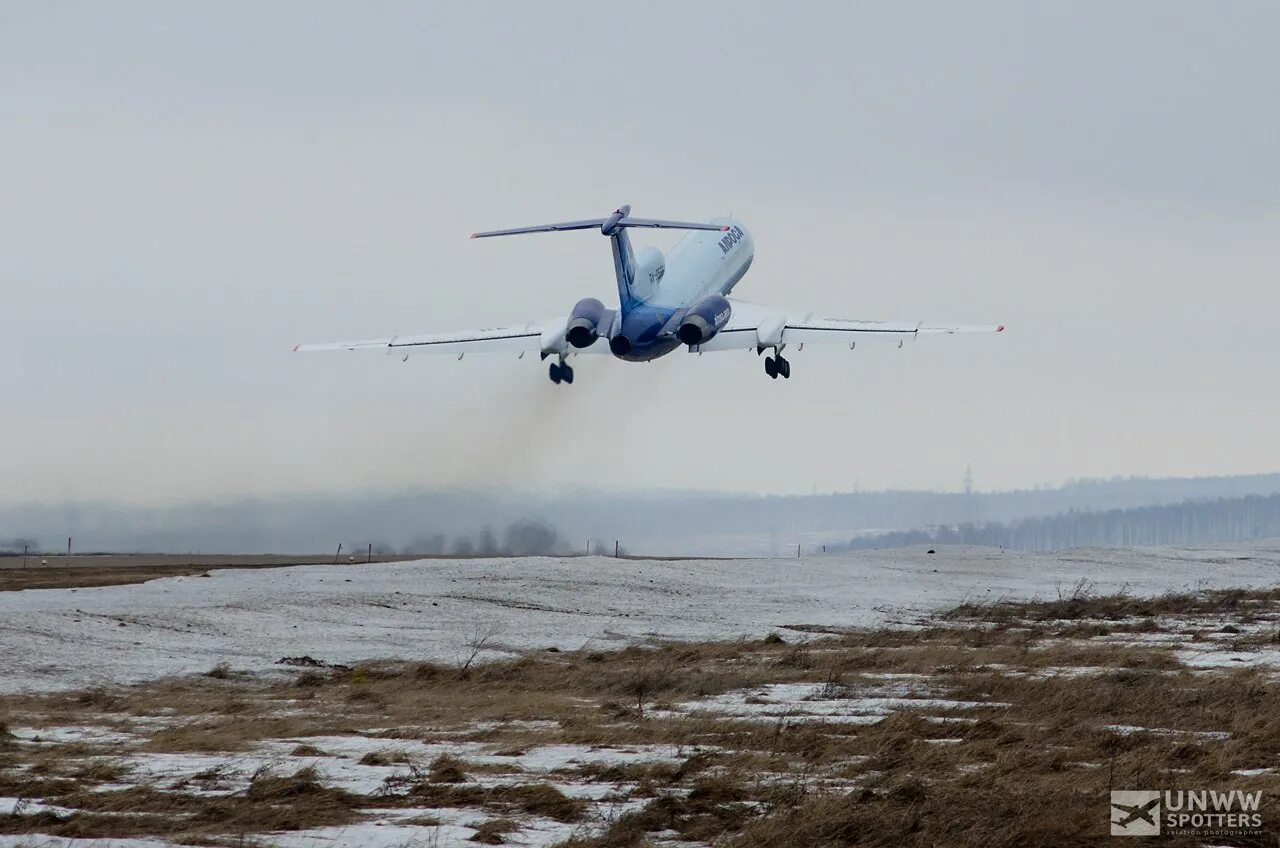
[470,817,519,843]
[429,753,470,783]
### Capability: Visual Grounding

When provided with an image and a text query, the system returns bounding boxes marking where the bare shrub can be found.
[459,621,504,673]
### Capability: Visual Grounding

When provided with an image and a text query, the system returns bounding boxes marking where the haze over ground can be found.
[3,2,1277,507]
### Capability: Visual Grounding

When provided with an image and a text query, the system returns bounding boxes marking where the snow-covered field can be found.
[2,542,1278,694]
[4,542,1280,848]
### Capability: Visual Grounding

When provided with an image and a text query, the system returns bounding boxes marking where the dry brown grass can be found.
[0,553,417,592]
[0,766,362,839]
[470,816,520,843]
[558,774,756,847]
[0,565,212,592]
[289,743,330,757]
[946,583,1280,624]
[358,749,412,766]
[429,753,471,783]
[376,780,587,824]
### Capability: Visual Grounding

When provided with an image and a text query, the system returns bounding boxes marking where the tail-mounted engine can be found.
[677,295,732,346]
[565,297,613,348]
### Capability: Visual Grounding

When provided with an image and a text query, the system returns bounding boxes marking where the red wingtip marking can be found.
[997,325,1005,332]
[720,225,731,231]
[469,233,477,239]
[292,343,300,351]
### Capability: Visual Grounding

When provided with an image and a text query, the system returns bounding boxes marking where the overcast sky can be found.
[2,1,1277,505]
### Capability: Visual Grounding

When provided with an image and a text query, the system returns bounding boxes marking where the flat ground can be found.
[2,543,1280,847]
[0,554,415,592]
[1,543,1278,693]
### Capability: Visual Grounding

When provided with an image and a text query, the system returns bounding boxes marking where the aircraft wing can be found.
[688,298,1003,352]
[294,319,611,358]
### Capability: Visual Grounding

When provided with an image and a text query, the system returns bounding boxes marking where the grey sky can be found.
[2,1,1277,505]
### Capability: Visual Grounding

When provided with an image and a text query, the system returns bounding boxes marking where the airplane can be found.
[295,205,1003,383]
[1112,798,1160,829]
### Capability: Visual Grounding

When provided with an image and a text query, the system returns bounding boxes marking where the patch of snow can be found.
[10,725,137,745]
[263,822,479,848]
[0,840,177,848]
[267,734,489,761]
[262,806,580,848]
[1180,647,1280,669]
[1104,724,1230,740]
[468,743,687,772]
[124,751,277,795]
[1028,666,1125,678]
[465,719,561,733]
[0,797,82,817]
[662,681,1002,724]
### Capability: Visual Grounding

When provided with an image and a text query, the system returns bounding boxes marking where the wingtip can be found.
[996,325,1005,333]
[720,225,731,231]
[292,343,300,352]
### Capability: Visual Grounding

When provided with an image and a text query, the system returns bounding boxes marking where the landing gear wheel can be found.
[561,364,574,384]
[776,356,791,379]
[549,362,562,384]
[764,356,778,379]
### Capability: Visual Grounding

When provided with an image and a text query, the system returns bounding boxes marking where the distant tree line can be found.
[7,473,1280,556]
[396,519,564,557]
[0,537,38,554]
[834,494,1280,553]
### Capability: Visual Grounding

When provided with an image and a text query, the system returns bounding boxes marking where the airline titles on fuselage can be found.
[718,225,746,255]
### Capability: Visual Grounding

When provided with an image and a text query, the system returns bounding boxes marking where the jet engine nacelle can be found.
[677,295,732,346]
[565,297,611,348]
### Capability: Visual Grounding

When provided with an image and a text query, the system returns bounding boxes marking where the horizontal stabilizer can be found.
[470,219,608,239]
[471,209,728,239]
[611,217,727,232]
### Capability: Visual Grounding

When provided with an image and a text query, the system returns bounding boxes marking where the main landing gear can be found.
[549,359,574,385]
[764,353,791,380]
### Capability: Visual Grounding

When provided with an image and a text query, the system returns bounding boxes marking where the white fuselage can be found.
[612,217,755,361]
